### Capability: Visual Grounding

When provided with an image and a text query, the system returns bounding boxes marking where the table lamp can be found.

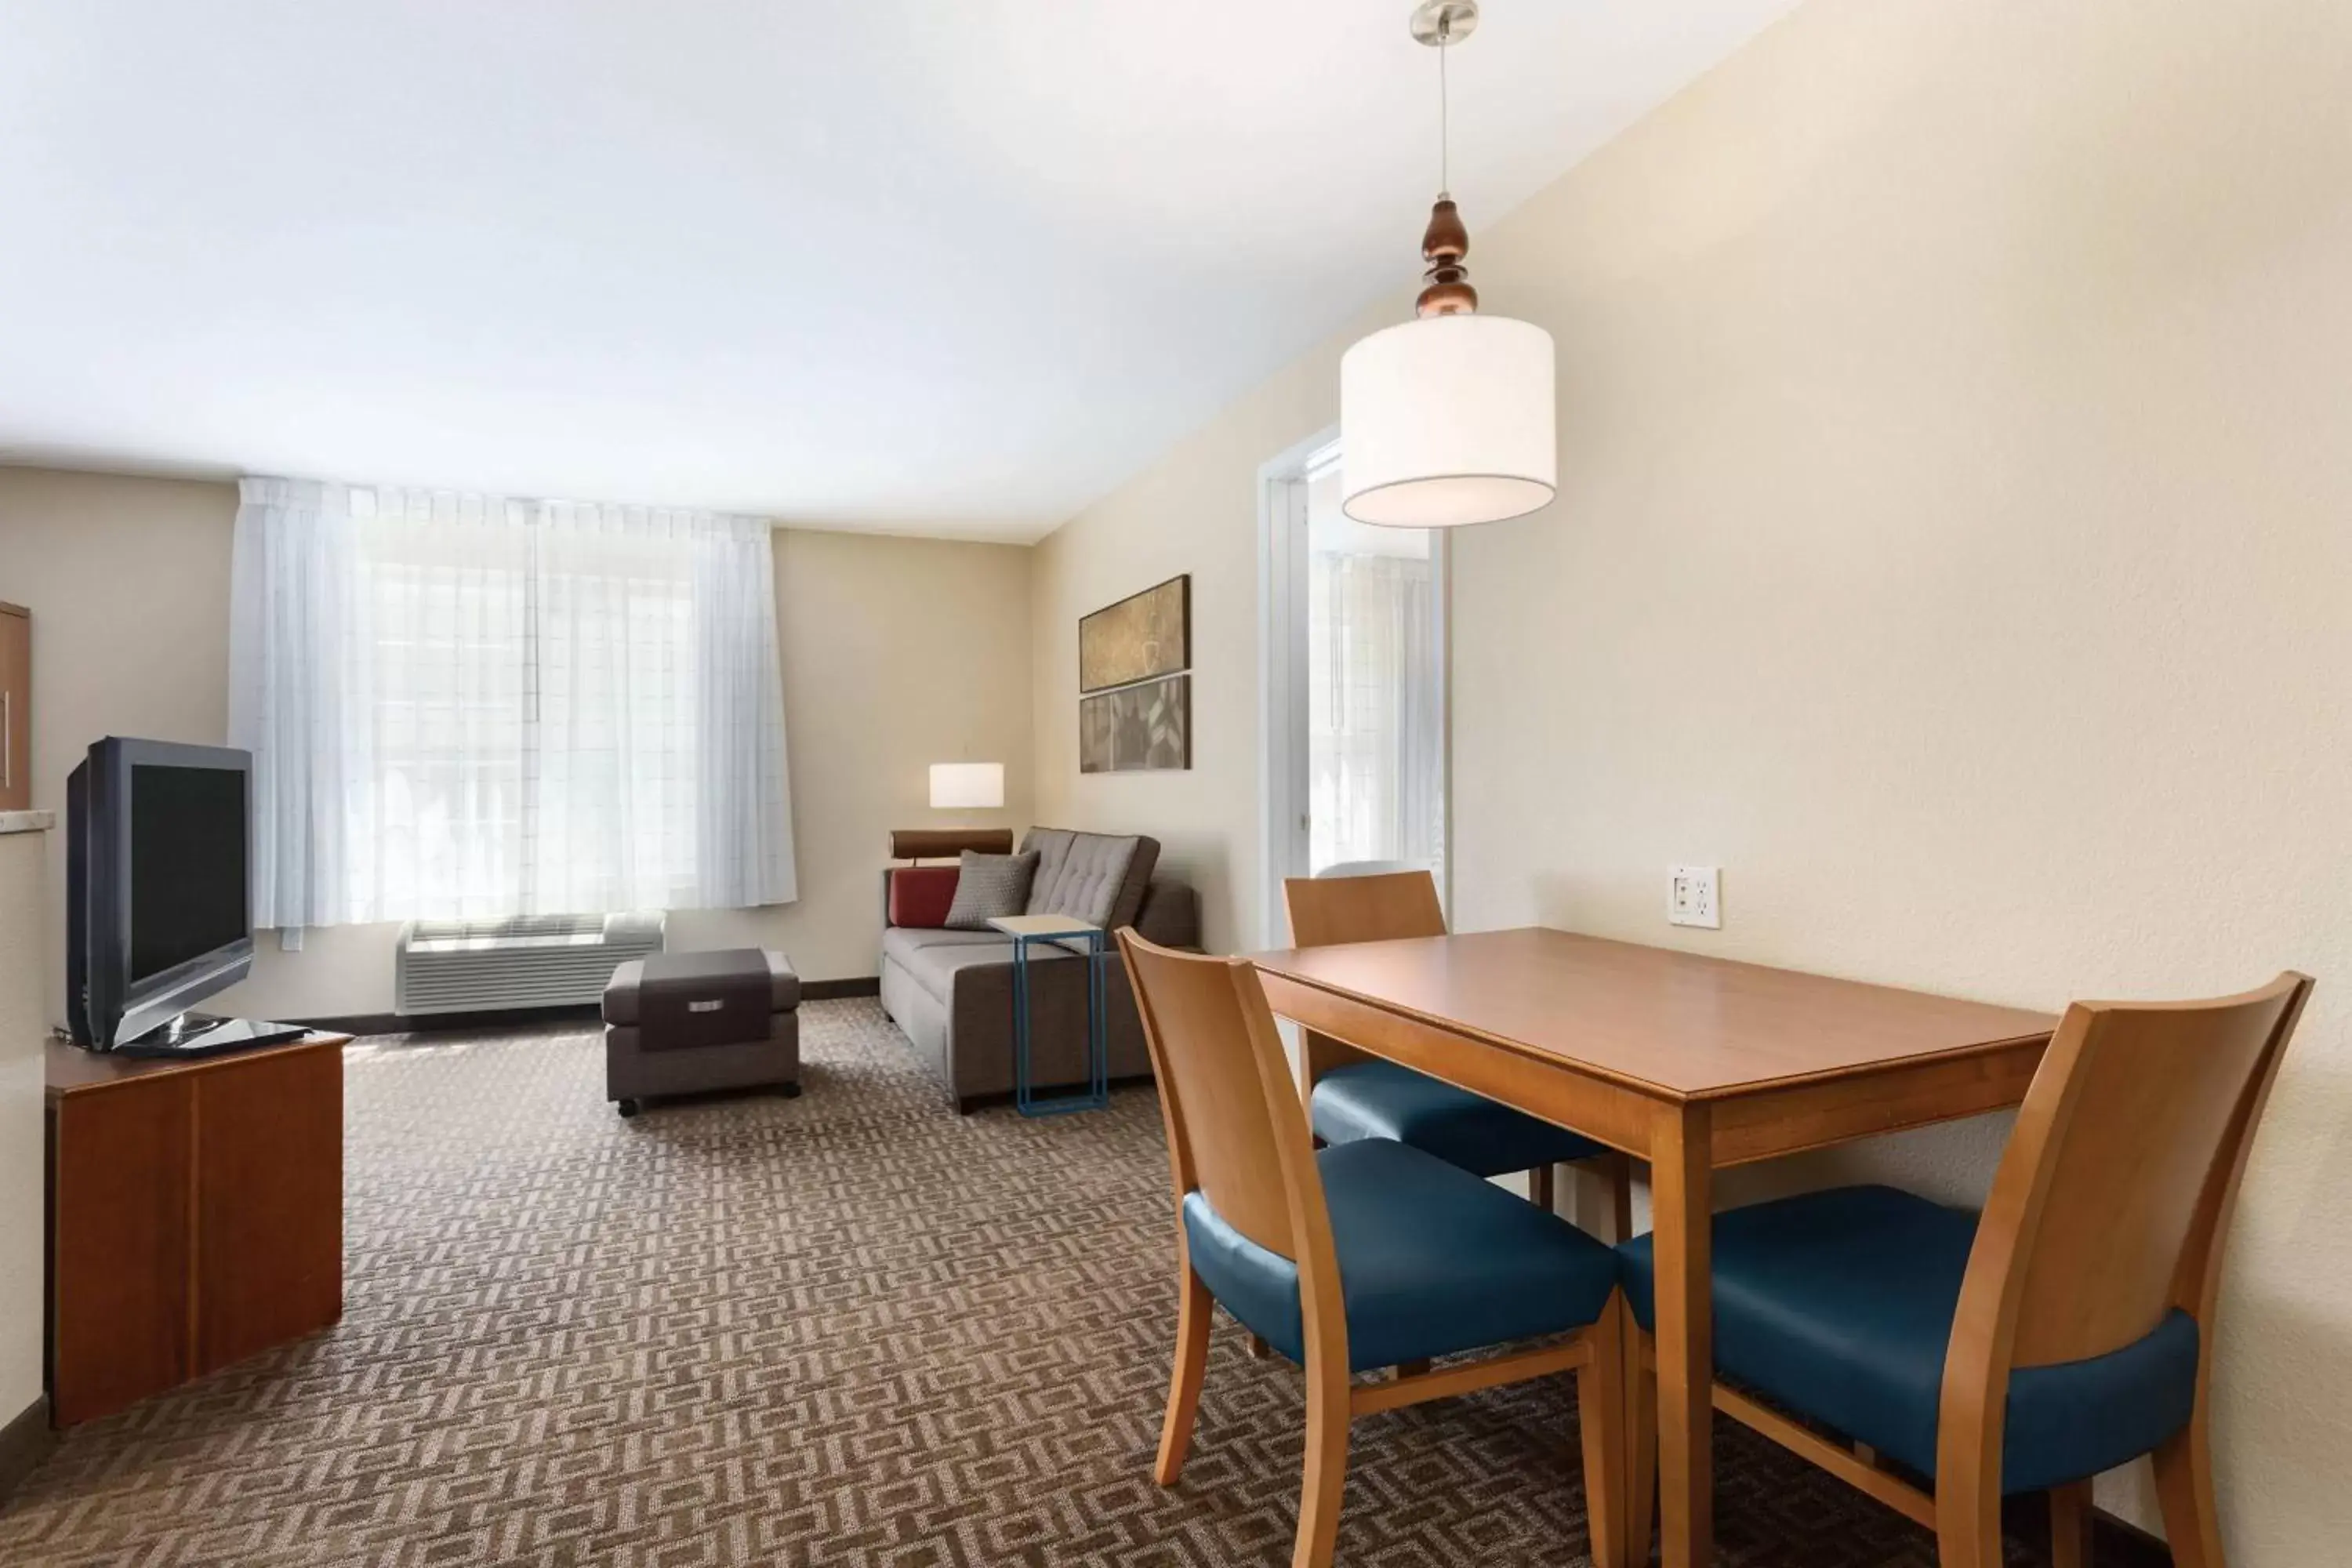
[929,762,1004,813]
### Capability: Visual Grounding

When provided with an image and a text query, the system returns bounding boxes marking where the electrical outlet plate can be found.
[1668,866,1721,929]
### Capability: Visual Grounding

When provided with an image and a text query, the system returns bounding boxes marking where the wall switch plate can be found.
[1668,866,1721,929]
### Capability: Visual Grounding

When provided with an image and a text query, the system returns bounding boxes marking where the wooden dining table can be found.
[1249,926,2059,1568]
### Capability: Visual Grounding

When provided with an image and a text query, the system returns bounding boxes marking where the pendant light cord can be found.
[1438,33,1450,198]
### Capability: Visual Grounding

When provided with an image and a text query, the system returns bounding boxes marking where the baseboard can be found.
[296,1004,601,1038]
[0,1394,56,1503]
[2004,1490,2173,1567]
[299,980,880,1039]
[800,976,880,1000]
[2094,1508,2175,1567]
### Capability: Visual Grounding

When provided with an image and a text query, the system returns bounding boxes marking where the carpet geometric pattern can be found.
[2,1000,2038,1566]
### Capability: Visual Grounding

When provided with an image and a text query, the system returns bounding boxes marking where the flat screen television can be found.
[67,738,296,1053]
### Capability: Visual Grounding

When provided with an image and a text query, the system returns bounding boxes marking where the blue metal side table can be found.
[988,914,1109,1116]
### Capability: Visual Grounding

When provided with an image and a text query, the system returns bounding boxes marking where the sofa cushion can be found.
[945,849,1039,931]
[881,926,1011,999]
[882,927,1032,1007]
[887,866,959,928]
[881,924,1095,1011]
[1020,828,1162,929]
[1022,827,1131,926]
[1107,837,1161,929]
[883,926,1009,957]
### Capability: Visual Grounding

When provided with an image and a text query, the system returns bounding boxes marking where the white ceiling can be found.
[0,1,1798,543]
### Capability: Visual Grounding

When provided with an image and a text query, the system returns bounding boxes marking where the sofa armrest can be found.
[1132,879,1201,950]
[885,865,958,928]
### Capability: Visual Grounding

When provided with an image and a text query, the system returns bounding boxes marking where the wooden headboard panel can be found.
[889,828,1015,861]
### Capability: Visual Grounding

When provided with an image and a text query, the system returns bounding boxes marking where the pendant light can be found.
[1341,0,1557,528]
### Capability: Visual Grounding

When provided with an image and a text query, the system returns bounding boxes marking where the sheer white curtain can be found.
[230,478,796,927]
[1307,549,1444,876]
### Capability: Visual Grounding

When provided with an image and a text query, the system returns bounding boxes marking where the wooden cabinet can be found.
[0,603,26,812]
[45,1036,346,1427]
[47,1074,194,1424]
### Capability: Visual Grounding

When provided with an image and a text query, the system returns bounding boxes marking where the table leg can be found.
[1650,1102,1713,1568]
[1012,935,1031,1112]
[1091,931,1108,1104]
[1013,930,1111,1117]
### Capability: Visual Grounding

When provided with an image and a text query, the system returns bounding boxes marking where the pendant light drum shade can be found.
[1340,312,1556,528]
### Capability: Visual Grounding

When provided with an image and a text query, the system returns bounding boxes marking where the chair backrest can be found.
[1948,973,2312,1387]
[1117,928,1329,1263]
[1283,869,1447,949]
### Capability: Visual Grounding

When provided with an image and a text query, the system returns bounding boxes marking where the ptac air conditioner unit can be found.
[393,912,666,1015]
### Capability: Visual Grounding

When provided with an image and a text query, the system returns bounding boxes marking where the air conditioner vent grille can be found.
[394,912,666,1015]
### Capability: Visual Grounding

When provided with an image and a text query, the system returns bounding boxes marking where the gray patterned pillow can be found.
[945,851,1040,931]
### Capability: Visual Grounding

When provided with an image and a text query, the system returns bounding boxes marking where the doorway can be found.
[1258,431,1450,946]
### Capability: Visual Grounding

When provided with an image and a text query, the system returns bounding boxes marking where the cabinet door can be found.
[0,608,25,811]
[194,1044,344,1373]
[50,1079,195,1425]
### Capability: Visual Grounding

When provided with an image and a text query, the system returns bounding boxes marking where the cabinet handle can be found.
[2,690,10,790]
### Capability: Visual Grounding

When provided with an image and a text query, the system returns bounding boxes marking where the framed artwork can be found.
[1080,673,1190,774]
[1079,574,1189,695]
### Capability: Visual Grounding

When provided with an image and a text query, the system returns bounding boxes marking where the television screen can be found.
[129,763,249,984]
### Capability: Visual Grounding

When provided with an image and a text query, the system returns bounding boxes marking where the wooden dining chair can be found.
[1616,972,2314,1568]
[1118,927,1635,1568]
[1284,870,1635,1239]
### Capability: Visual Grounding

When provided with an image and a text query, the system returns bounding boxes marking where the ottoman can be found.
[603,949,801,1116]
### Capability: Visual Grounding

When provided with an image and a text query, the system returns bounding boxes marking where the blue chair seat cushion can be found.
[1182,1138,1620,1374]
[1312,1061,1606,1178]
[1617,1185,2199,1494]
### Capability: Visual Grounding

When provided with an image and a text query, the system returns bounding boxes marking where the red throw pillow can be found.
[887,866,959,928]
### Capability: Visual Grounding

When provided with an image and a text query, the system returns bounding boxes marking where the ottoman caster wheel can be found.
[779,1083,803,1099]
[616,1098,642,1119]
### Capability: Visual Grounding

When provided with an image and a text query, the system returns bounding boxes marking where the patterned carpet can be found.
[0,1000,2053,1566]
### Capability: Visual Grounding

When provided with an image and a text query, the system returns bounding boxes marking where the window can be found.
[1306,499,1445,877]
[231,481,795,927]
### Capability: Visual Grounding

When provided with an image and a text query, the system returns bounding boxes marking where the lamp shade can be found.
[1340,312,1556,527]
[929,762,1004,811]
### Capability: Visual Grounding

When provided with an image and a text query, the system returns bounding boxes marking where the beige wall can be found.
[0,470,244,1019]
[1450,0,2352,1548]
[1030,371,1333,953]
[0,827,46,1425]
[1029,0,2352,1553]
[675,527,1033,980]
[0,467,1035,1019]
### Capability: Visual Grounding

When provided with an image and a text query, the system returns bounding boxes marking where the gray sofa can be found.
[880,827,1200,1112]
